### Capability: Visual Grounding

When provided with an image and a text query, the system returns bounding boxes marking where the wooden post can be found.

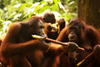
[77,0,100,31]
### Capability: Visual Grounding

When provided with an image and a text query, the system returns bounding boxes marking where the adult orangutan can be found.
[0,16,78,67]
[56,18,100,67]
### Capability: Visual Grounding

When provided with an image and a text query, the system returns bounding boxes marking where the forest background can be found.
[0,0,77,35]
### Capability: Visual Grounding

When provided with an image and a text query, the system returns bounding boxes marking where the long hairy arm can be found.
[56,27,68,42]
[1,23,49,58]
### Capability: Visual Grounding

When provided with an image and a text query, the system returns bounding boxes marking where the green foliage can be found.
[0,0,77,34]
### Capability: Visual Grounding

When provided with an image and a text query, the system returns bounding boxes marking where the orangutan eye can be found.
[40,26,44,28]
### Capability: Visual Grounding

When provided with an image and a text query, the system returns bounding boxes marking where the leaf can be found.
[13,13,22,20]
[58,2,66,12]
[7,12,16,19]
[53,0,59,11]
[19,3,27,12]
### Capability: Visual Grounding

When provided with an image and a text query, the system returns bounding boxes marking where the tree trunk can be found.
[77,0,100,31]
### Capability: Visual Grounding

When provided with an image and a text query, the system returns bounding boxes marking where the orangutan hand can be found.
[64,42,78,52]
[93,44,100,54]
